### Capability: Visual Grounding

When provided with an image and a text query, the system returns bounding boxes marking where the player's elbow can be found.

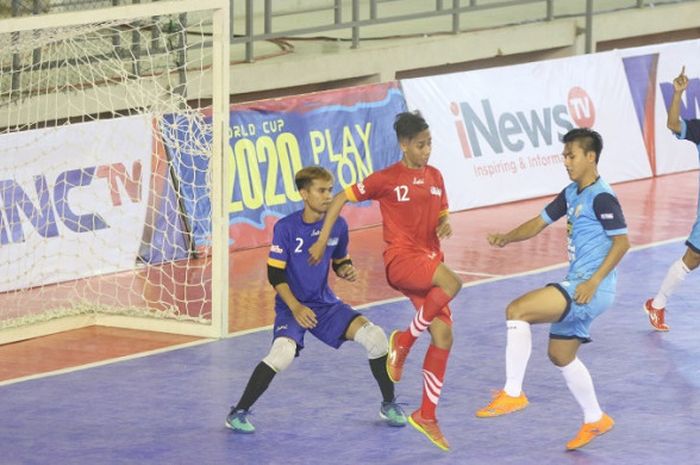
[615,235,631,254]
[621,235,631,250]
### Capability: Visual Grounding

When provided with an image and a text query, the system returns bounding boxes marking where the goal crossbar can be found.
[0,0,226,34]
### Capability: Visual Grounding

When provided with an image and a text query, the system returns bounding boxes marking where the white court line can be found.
[0,338,216,387]
[454,270,504,278]
[452,235,689,288]
[628,235,688,251]
[1,235,688,387]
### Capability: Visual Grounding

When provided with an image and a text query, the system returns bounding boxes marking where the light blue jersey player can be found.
[675,119,700,250]
[225,166,406,434]
[541,176,627,341]
[475,129,630,451]
[645,66,700,331]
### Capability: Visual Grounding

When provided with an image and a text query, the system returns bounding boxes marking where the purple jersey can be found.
[267,210,350,309]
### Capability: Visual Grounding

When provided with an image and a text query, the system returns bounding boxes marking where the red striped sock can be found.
[399,287,452,348]
[420,344,450,420]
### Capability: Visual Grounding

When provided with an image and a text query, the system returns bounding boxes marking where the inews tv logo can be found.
[0,161,143,246]
[451,87,596,158]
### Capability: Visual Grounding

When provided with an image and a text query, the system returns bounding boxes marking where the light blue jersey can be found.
[541,177,627,292]
[540,178,627,342]
[676,119,700,253]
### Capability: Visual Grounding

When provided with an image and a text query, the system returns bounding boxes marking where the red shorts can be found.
[384,248,452,325]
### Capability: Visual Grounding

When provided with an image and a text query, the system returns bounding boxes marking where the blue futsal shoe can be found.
[380,399,408,427]
[225,408,255,433]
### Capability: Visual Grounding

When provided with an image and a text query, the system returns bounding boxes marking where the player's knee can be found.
[353,322,388,359]
[262,337,296,372]
[446,275,462,297]
[442,270,463,297]
[505,300,524,320]
[547,348,574,367]
[683,249,700,270]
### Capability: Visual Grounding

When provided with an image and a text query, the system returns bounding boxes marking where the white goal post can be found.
[0,0,231,343]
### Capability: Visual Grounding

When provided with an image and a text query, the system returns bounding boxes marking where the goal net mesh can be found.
[0,6,225,337]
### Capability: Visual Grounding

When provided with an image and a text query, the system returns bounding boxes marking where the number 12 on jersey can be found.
[394,185,410,202]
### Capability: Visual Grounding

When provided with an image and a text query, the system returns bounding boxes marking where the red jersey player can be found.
[309,111,462,451]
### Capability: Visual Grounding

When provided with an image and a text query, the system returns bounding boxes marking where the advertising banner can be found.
[0,116,151,292]
[163,82,406,251]
[621,39,700,175]
[401,52,652,211]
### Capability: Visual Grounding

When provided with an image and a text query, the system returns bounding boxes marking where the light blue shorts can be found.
[686,216,700,253]
[687,177,700,253]
[548,279,615,343]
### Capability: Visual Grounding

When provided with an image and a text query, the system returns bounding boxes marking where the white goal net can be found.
[0,0,230,343]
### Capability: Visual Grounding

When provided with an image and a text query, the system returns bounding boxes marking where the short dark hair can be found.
[394,111,429,141]
[295,166,334,191]
[562,128,603,163]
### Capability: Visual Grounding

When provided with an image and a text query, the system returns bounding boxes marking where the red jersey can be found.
[346,161,449,261]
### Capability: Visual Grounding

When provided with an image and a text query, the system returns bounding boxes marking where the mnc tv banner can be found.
[0,115,152,292]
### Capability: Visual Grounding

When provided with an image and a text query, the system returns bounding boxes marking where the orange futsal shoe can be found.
[386,330,410,383]
[407,409,450,452]
[475,390,529,418]
[566,413,614,450]
[644,299,670,331]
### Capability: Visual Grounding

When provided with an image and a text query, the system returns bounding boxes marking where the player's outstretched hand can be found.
[336,263,358,282]
[573,279,598,305]
[291,304,317,329]
[673,66,688,93]
[436,219,453,240]
[487,233,509,248]
[308,241,326,265]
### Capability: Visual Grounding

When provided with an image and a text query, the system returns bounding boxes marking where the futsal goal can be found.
[0,0,231,343]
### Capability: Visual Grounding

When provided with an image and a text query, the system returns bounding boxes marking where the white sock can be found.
[503,320,531,397]
[560,358,603,424]
[409,307,429,338]
[652,259,690,309]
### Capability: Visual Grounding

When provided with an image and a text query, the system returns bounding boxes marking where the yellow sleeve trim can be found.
[345,186,358,202]
[439,209,449,218]
[267,258,287,269]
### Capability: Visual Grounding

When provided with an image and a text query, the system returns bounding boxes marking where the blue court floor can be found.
[1,241,698,465]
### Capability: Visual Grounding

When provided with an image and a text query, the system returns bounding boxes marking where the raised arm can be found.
[308,190,349,264]
[667,66,688,134]
[487,215,548,248]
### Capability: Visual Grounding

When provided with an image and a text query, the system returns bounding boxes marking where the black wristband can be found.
[332,258,353,273]
[267,265,287,287]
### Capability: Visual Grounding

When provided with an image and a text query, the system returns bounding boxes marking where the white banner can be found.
[620,39,700,175]
[401,51,652,211]
[0,116,152,292]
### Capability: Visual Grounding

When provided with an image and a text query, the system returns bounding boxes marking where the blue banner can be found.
[162,82,406,250]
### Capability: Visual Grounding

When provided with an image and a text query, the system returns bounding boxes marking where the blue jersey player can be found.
[226,166,407,433]
[644,66,700,331]
[474,128,630,450]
